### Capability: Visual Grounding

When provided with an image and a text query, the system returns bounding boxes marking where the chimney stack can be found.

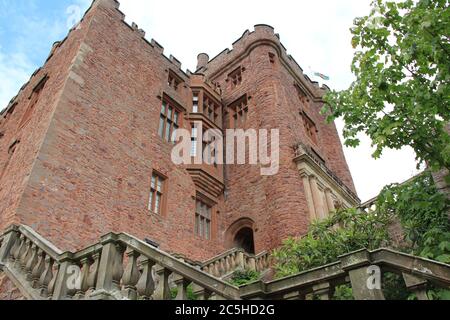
[197,53,209,70]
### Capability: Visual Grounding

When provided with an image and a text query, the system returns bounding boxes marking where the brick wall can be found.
[0,0,358,263]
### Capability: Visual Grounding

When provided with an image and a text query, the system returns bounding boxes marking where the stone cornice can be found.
[294,144,360,206]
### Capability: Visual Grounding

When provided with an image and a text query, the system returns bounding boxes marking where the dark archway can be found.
[233,227,255,254]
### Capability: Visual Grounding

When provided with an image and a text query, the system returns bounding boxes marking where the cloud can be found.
[0,49,33,111]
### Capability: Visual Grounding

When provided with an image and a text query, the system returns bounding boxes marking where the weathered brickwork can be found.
[0,0,358,263]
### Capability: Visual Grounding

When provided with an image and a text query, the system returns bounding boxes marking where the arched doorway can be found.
[233,227,255,254]
[225,218,256,254]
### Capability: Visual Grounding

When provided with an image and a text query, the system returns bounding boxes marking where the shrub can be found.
[229,269,261,287]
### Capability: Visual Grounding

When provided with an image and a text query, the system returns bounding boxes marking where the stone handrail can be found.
[201,248,270,278]
[240,248,450,300]
[1,225,449,300]
[0,225,241,300]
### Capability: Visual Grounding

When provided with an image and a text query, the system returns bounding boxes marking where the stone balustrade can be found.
[240,248,450,300]
[0,225,240,300]
[201,249,270,278]
[1,225,449,300]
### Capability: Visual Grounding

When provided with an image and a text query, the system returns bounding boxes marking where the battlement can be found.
[199,24,329,101]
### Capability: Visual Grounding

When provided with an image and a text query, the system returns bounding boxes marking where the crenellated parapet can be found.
[197,24,329,101]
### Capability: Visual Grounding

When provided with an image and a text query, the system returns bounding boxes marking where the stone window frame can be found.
[203,93,220,124]
[192,91,199,113]
[148,170,167,216]
[158,97,182,143]
[195,193,215,241]
[269,52,276,64]
[228,95,249,129]
[3,102,17,120]
[167,69,184,91]
[295,83,311,106]
[0,139,20,182]
[301,110,319,145]
[19,75,49,129]
[227,66,243,89]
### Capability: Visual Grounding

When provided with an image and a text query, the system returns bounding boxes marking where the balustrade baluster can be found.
[8,235,21,263]
[214,261,220,277]
[15,236,28,269]
[122,249,140,300]
[230,253,236,270]
[238,252,245,270]
[74,258,92,299]
[153,265,171,300]
[136,259,156,300]
[86,252,100,296]
[208,264,214,276]
[112,244,125,291]
[20,239,34,272]
[173,273,190,300]
[225,256,231,274]
[220,258,226,276]
[39,258,55,298]
[31,249,46,288]
[47,262,59,299]
[25,244,39,281]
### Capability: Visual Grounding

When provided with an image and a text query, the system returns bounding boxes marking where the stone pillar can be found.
[347,267,385,300]
[403,273,429,300]
[90,233,122,299]
[52,254,75,300]
[0,226,19,264]
[301,174,317,221]
[310,176,325,220]
[340,250,385,300]
[247,257,256,272]
[325,189,335,213]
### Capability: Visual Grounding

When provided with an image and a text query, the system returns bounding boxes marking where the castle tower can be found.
[0,0,359,262]
[198,25,359,254]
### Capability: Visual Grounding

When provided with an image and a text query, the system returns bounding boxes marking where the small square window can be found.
[167,70,183,91]
[301,111,318,144]
[269,53,276,64]
[228,67,243,88]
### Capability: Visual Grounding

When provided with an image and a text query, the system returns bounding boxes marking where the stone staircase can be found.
[1,225,449,300]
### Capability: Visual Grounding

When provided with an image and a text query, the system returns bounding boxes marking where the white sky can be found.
[0,0,422,202]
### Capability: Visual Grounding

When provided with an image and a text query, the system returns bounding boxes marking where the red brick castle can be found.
[0,0,359,263]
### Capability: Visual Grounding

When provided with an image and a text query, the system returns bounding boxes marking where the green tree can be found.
[324,0,450,171]
[272,208,392,278]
